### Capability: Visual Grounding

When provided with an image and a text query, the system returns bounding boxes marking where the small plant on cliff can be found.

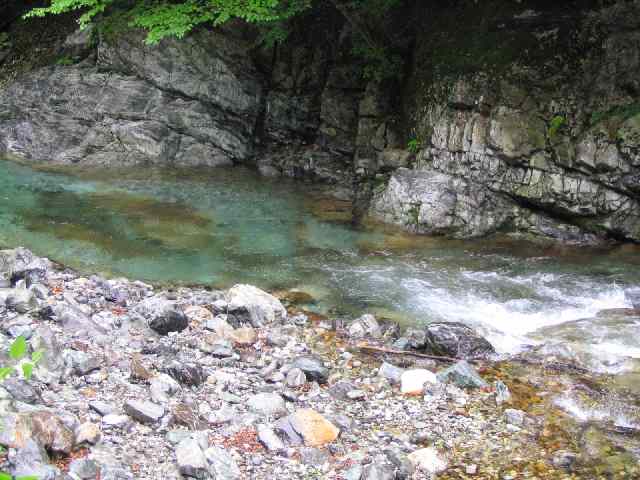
[0,336,42,480]
[0,32,9,49]
[547,115,566,139]
[407,137,420,154]
[55,55,75,66]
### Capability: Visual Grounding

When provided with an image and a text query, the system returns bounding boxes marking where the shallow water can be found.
[2,159,640,359]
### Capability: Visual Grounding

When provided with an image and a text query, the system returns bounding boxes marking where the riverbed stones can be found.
[290,355,329,384]
[400,369,438,395]
[504,408,526,426]
[257,424,286,452]
[286,367,307,388]
[347,313,381,339]
[165,360,206,386]
[7,439,61,480]
[247,392,287,418]
[378,362,405,384]
[288,409,339,447]
[5,288,37,313]
[150,373,182,403]
[227,284,287,327]
[148,308,189,335]
[123,400,165,424]
[436,360,488,389]
[75,422,101,445]
[423,322,495,359]
[176,438,209,479]
[204,446,241,480]
[407,447,448,474]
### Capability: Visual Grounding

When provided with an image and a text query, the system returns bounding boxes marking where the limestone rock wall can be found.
[0,0,639,243]
[370,0,640,243]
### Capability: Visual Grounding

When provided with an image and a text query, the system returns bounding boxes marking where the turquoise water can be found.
[2,158,640,357]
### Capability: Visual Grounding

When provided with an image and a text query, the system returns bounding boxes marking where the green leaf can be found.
[31,350,44,363]
[0,367,13,381]
[22,363,34,380]
[9,336,27,360]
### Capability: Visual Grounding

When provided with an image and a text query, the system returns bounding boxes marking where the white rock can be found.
[400,369,438,395]
[227,284,287,327]
[407,447,448,474]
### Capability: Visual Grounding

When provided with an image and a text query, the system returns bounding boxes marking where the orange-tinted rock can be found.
[289,409,339,447]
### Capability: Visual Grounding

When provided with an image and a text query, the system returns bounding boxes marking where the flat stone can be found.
[102,414,130,427]
[8,439,61,480]
[400,369,438,395]
[436,360,488,389]
[246,393,287,418]
[89,401,117,416]
[124,400,165,424]
[28,411,75,454]
[289,409,339,447]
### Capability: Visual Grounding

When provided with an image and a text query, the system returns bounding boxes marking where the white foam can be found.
[399,273,631,353]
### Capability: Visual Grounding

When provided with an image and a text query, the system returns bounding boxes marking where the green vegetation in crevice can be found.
[407,137,420,153]
[55,54,75,66]
[547,115,566,139]
[0,32,9,49]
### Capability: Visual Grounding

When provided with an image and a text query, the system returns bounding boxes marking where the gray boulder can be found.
[423,322,495,359]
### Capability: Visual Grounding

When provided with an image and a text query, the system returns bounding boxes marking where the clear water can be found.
[2,158,640,359]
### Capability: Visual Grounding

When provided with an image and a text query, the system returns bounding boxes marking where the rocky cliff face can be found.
[0,0,639,243]
[370,0,640,243]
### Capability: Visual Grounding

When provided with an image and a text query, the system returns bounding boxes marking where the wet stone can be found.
[436,360,488,389]
[290,355,329,384]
